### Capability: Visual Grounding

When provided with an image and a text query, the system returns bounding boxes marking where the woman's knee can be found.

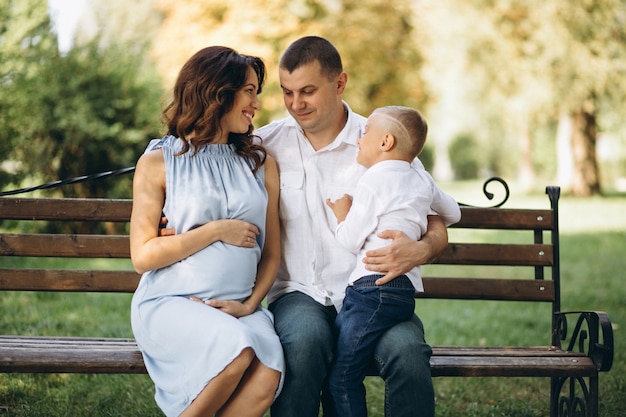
[222,347,255,379]
[243,360,281,410]
[256,366,281,402]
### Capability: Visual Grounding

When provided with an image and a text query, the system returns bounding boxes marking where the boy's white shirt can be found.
[334,159,460,292]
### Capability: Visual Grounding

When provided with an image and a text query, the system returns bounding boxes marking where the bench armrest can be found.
[553,311,614,372]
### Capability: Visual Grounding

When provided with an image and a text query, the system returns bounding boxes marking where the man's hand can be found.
[362,230,421,285]
[363,215,448,285]
[158,215,175,236]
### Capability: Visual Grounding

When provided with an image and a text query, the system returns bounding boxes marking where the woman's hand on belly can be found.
[212,219,259,248]
[189,296,255,318]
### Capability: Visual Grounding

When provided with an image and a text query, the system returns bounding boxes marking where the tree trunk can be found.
[570,97,601,196]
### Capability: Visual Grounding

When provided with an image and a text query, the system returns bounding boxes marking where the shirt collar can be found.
[367,159,412,174]
[336,101,364,147]
[287,101,365,151]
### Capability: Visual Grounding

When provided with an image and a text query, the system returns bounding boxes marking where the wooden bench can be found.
[0,182,614,417]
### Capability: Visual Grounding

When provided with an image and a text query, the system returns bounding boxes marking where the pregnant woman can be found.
[130,46,284,417]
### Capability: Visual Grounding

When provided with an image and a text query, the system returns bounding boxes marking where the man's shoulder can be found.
[346,107,367,131]
[350,111,367,125]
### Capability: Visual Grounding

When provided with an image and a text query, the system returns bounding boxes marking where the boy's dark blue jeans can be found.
[329,274,416,417]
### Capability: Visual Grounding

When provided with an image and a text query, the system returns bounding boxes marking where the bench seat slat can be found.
[0,336,595,377]
[432,346,582,356]
[0,350,146,374]
[419,278,554,301]
[0,269,139,292]
[0,336,139,346]
[430,356,597,377]
[0,234,130,257]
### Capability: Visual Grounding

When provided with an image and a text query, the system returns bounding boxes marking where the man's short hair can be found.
[279,36,343,80]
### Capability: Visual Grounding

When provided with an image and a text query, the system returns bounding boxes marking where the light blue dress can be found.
[130,135,284,417]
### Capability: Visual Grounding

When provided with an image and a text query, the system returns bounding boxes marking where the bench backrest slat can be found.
[0,198,132,222]
[419,277,554,301]
[437,243,553,266]
[0,234,129,258]
[0,269,139,292]
[454,207,553,230]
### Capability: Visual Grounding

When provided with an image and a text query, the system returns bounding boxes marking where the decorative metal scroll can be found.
[458,176,510,208]
[554,311,614,372]
[555,313,590,354]
[552,376,591,417]
[551,311,613,417]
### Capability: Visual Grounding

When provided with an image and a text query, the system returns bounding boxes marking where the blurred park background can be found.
[1,1,625,416]
[1,0,626,199]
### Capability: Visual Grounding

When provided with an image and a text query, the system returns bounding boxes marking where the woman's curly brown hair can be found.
[162,46,267,172]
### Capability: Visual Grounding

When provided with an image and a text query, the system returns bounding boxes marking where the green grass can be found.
[0,187,624,416]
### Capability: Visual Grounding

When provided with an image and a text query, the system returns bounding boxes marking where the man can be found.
[256,36,457,417]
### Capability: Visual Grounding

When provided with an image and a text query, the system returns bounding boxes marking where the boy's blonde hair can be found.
[373,106,427,158]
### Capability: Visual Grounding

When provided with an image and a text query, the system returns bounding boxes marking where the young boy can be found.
[325,106,460,417]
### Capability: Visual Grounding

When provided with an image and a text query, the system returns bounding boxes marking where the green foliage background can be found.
[1,0,163,198]
[2,0,626,197]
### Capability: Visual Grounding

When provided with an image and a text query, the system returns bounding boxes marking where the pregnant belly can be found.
[146,243,260,301]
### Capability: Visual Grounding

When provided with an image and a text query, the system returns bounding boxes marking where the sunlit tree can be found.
[442,0,626,195]
[151,0,427,125]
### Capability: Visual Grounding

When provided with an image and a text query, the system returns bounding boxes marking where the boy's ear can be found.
[380,133,396,151]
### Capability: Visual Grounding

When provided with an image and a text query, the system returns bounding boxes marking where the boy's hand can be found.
[325,194,353,223]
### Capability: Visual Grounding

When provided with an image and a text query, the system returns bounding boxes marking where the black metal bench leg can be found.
[551,375,598,417]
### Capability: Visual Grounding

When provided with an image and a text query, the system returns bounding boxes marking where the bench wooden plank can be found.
[0,270,554,300]
[436,243,553,265]
[430,356,597,377]
[454,207,553,229]
[433,346,583,356]
[0,200,553,228]
[0,336,596,377]
[0,234,130,257]
[0,234,552,266]
[0,337,146,374]
[0,269,139,292]
[419,278,554,301]
[0,198,132,222]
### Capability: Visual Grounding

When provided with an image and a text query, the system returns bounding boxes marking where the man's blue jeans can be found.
[330,275,416,417]
[268,290,434,417]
